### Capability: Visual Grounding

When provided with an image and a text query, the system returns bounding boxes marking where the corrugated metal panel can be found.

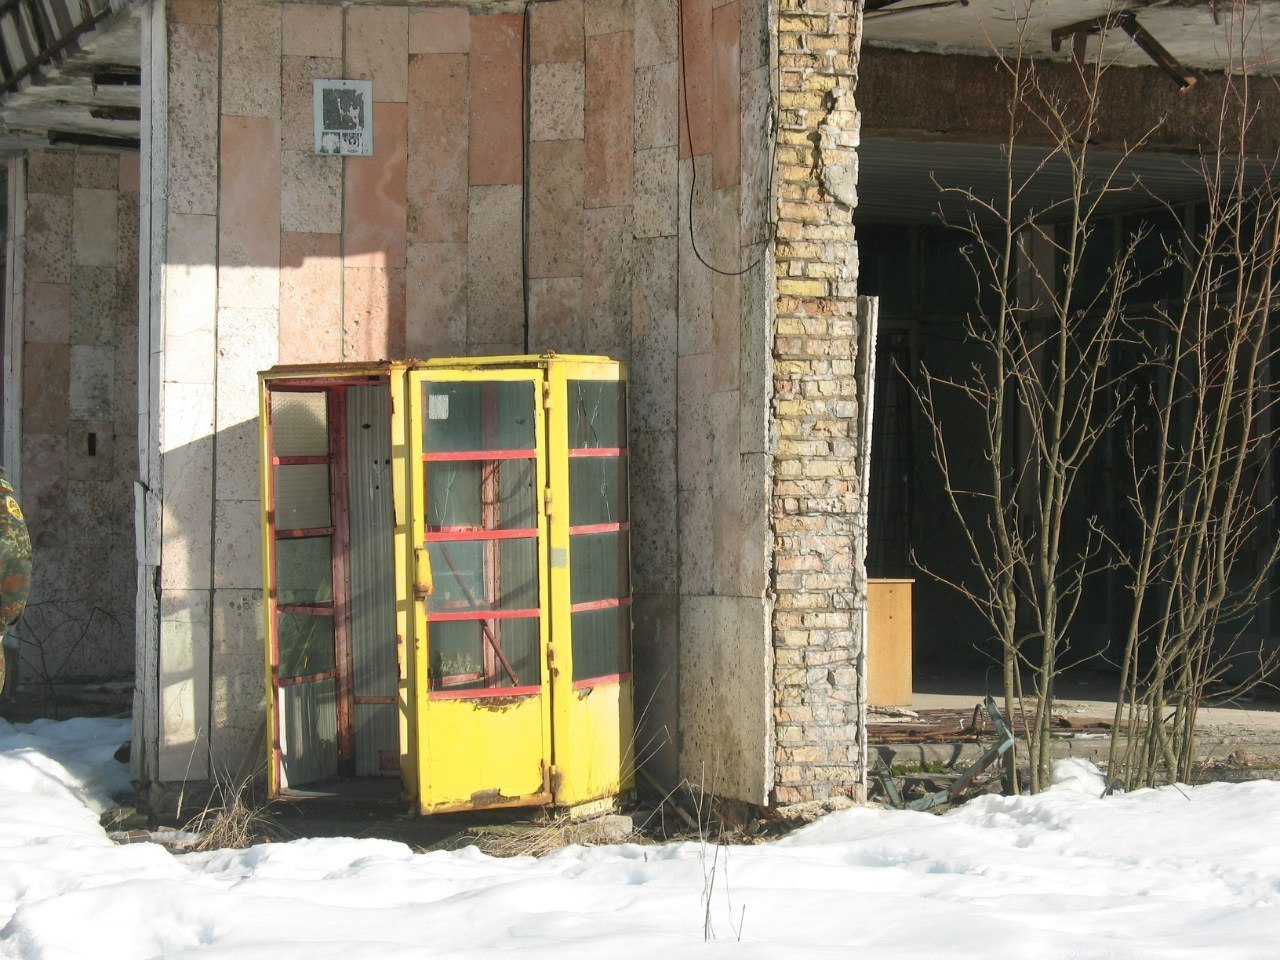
[279,680,338,788]
[354,703,399,776]
[346,385,400,776]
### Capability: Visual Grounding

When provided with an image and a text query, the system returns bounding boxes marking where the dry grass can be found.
[469,814,641,858]
[181,774,280,852]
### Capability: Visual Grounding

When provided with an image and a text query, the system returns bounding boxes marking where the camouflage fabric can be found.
[0,467,31,630]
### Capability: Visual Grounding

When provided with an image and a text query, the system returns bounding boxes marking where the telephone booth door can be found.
[408,366,553,812]
[260,370,409,798]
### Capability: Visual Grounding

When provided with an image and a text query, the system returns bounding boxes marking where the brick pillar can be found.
[770,0,865,805]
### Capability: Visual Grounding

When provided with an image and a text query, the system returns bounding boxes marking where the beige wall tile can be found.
[25,192,72,284]
[635,61,677,149]
[586,0,634,36]
[629,236,677,432]
[346,5,409,103]
[168,22,219,216]
[281,149,342,235]
[74,153,119,190]
[635,0,677,68]
[632,146,676,238]
[531,61,585,141]
[222,0,282,118]
[72,189,120,267]
[528,139,584,278]
[466,184,523,350]
[282,3,341,58]
[528,277,584,353]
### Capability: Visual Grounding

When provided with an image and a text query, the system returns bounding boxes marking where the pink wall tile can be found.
[408,53,468,244]
[343,101,408,269]
[585,31,634,208]
[171,0,217,25]
[25,282,71,343]
[218,115,281,310]
[531,0,583,63]
[23,342,69,434]
[410,7,470,54]
[678,0,711,159]
[118,152,140,193]
[343,265,406,361]
[469,14,525,186]
[711,1,740,189]
[406,241,467,358]
[282,3,341,58]
[345,6,409,102]
[279,231,342,363]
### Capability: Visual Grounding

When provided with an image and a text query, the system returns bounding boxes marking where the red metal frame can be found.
[427,608,540,622]
[430,684,541,701]
[422,449,536,462]
[568,522,629,536]
[567,447,628,457]
[425,527,538,541]
[569,597,632,613]
[572,672,633,691]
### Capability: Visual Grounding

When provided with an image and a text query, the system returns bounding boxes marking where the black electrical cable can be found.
[675,2,780,278]
[522,1,533,354]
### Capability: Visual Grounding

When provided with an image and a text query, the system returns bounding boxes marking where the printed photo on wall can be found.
[313,79,373,157]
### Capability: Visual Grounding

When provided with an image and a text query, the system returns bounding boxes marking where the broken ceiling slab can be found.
[864,0,1280,75]
[0,0,140,155]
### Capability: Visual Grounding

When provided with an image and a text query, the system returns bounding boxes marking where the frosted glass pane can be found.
[275,464,331,531]
[272,392,329,457]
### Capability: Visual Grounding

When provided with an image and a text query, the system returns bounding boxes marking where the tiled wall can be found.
[11,150,139,685]
[142,0,778,799]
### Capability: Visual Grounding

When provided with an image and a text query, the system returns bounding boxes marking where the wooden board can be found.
[868,579,913,707]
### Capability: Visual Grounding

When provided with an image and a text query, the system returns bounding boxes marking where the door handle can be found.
[414,546,434,599]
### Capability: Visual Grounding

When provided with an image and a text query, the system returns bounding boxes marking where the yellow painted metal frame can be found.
[545,358,635,807]
[407,363,553,814]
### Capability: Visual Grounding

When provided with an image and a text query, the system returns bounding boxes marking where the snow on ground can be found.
[2,721,1279,960]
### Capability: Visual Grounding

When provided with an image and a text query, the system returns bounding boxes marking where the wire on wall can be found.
[675,0,781,278]
[521,1,533,355]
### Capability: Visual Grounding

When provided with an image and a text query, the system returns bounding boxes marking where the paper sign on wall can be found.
[313,79,373,157]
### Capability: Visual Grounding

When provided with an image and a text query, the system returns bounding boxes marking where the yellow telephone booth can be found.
[258,355,634,815]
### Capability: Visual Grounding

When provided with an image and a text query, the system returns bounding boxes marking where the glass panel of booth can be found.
[565,377,631,686]
[419,374,543,696]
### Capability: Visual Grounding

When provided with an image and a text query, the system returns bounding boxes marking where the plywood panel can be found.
[868,579,913,707]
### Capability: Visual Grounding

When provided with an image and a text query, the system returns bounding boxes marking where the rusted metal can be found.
[329,386,355,773]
